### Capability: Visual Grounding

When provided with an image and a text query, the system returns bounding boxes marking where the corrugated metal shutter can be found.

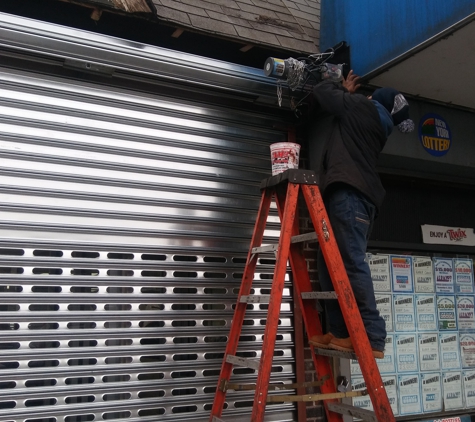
[0,45,297,422]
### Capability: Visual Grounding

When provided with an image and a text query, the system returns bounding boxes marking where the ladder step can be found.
[211,417,225,422]
[240,295,270,304]
[314,347,357,360]
[251,232,318,254]
[226,354,260,371]
[327,402,378,422]
[267,389,365,403]
[301,291,338,300]
[291,231,318,243]
[226,376,330,392]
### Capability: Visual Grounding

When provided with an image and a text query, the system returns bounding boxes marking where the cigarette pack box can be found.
[393,294,416,332]
[421,372,442,413]
[390,255,414,293]
[439,332,462,370]
[350,357,361,376]
[456,295,475,330]
[396,333,418,373]
[434,257,455,294]
[351,377,373,412]
[463,369,475,408]
[415,294,437,331]
[436,295,457,330]
[442,371,464,410]
[382,374,399,416]
[377,333,396,374]
[454,258,474,294]
[375,293,394,332]
[413,257,435,293]
[460,332,475,368]
[369,254,391,292]
[398,373,422,415]
[418,333,440,372]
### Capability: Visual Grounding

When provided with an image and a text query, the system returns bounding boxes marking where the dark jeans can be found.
[317,185,386,351]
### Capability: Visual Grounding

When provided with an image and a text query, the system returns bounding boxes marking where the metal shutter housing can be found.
[0,12,297,422]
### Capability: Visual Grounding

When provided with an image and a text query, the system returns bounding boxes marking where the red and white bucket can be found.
[270,142,301,176]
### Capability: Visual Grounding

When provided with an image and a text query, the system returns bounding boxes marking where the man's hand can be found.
[342,70,361,94]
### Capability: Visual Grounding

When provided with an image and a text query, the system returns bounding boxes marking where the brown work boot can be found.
[329,337,385,359]
[309,332,335,349]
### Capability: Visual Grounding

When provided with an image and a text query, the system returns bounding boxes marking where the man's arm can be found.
[312,70,361,117]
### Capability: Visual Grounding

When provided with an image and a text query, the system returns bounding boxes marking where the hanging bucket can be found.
[269,142,301,176]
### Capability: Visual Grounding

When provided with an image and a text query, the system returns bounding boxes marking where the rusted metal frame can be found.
[250,183,299,422]
[301,185,395,422]
[209,188,273,421]
[276,185,343,422]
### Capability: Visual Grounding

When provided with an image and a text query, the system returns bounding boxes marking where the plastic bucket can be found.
[270,142,301,176]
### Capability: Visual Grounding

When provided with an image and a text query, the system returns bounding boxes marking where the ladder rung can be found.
[267,389,365,403]
[314,347,357,360]
[211,417,225,422]
[251,244,277,254]
[226,354,260,371]
[291,231,318,243]
[226,376,330,392]
[251,232,318,255]
[240,295,270,304]
[327,402,378,422]
[301,291,338,300]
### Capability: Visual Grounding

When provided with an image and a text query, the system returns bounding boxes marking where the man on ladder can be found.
[308,70,414,357]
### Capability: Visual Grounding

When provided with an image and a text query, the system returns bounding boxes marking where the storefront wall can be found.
[0,13,298,422]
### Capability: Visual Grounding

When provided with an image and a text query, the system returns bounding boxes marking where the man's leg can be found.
[317,186,386,352]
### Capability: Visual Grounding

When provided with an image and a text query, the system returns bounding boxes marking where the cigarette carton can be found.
[418,333,440,372]
[415,294,437,331]
[413,256,435,293]
[390,255,414,293]
[398,373,422,415]
[396,333,418,373]
[421,372,442,413]
[434,257,454,294]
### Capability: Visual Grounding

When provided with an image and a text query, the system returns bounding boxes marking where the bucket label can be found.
[270,143,300,176]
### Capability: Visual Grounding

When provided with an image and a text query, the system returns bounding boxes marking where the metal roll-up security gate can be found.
[0,12,298,422]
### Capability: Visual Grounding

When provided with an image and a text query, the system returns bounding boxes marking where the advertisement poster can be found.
[377,334,396,374]
[393,294,416,332]
[434,257,454,294]
[421,372,443,413]
[350,358,361,376]
[351,377,373,411]
[418,333,440,372]
[442,371,464,410]
[436,295,457,330]
[398,373,422,415]
[463,369,475,408]
[455,258,474,294]
[390,255,414,293]
[456,295,475,330]
[413,257,435,293]
[415,294,437,331]
[382,375,399,416]
[396,333,418,373]
[375,294,394,332]
[460,332,475,368]
[369,254,391,292]
[440,332,461,370]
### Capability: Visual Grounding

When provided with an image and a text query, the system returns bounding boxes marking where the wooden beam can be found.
[240,44,254,53]
[172,28,185,38]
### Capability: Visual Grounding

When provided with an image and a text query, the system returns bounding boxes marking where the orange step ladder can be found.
[209,169,395,422]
